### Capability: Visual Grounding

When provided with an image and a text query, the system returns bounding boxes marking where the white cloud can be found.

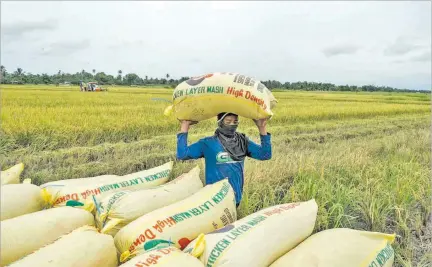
[1,1,430,90]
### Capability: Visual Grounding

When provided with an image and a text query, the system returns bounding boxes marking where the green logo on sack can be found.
[143,239,174,251]
[216,152,233,163]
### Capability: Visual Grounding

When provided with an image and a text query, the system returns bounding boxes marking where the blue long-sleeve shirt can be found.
[176,132,272,205]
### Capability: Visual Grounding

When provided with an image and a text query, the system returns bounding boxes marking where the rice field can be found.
[1,84,431,266]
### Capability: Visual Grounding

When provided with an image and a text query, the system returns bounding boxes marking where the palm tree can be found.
[0,65,5,78]
[16,68,23,76]
[118,70,122,81]
[92,69,96,78]
[166,73,170,80]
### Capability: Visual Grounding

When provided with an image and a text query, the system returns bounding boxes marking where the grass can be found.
[1,84,431,266]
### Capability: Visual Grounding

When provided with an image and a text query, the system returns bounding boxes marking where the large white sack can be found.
[1,183,46,221]
[115,179,237,264]
[119,245,204,267]
[0,206,95,266]
[40,161,173,208]
[164,72,278,122]
[184,199,318,267]
[270,228,396,267]
[8,226,118,267]
[1,163,24,185]
[96,165,204,236]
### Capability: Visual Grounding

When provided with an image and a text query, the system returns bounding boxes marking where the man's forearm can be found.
[180,124,189,133]
[258,126,267,135]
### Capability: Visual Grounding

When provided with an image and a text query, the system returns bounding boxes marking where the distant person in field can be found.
[177,112,272,207]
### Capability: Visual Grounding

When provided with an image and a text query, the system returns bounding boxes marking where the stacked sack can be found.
[1,163,46,221]
[7,226,118,267]
[164,72,278,122]
[1,206,96,266]
[1,161,397,267]
[182,199,396,267]
[0,161,179,266]
[40,161,173,208]
[118,245,204,267]
[114,178,238,263]
[95,166,204,236]
[1,163,24,185]
[269,228,395,267]
[1,182,46,221]
[184,199,318,267]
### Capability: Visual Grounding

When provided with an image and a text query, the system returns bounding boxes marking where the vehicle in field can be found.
[80,81,107,92]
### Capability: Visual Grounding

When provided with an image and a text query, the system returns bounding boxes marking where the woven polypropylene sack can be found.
[0,207,95,266]
[164,73,277,121]
[40,161,173,208]
[270,228,396,267]
[1,184,46,221]
[118,246,204,267]
[96,166,204,237]
[184,199,318,267]
[8,226,118,267]
[1,163,24,185]
[115,179,237,263]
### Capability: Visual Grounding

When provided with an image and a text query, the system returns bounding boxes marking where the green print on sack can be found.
[99,169,170,193]
[171,182,232,223]
[368,243,394,267]
[173,86,224,100]
[206,215,268,267]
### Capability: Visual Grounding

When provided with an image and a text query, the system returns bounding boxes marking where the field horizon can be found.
[1,85,431,266]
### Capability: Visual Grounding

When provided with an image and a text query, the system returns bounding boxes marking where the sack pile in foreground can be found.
[0,161,396,267]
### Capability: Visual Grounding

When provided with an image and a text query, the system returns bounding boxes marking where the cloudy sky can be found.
[1,1,431,90]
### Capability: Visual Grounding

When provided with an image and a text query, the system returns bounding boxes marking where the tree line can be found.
[0,65,428,93]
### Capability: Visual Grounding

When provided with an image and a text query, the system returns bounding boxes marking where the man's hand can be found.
[180,120,198,133]
[253,118,268,135]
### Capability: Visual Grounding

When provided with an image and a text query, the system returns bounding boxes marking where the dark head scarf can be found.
[214,113,248,161]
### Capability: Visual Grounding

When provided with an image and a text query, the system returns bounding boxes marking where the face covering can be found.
[214,120,248,162]
[218,123,238,136]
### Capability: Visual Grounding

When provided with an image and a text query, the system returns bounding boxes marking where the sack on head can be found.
[164,72,277,122]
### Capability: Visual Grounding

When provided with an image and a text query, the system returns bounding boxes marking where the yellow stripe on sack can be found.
[40,188,55,208]
[190,233,206,258]
[360,233,396,267]
[82,200,95,213]
[163,105,173,116]
[120,250,131,263]
[99,213,108,223]
[120,249,140,263]
[101,218,123,234]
